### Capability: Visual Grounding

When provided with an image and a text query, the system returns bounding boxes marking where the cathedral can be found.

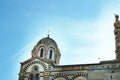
[18,15,120,80]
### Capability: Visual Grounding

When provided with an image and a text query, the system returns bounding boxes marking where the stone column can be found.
[114,14,120,60]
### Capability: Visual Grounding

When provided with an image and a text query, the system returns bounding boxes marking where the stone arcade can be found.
[19,15,120,80]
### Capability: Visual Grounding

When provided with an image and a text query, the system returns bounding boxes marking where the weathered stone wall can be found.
[87,62,120,80]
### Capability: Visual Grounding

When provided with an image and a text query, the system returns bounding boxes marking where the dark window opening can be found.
[107,66,109,68]
[49,50,52,59]
[34,66,38,71]
[40,49,44,57]
[36,74,40,80]
[30,74,33,80]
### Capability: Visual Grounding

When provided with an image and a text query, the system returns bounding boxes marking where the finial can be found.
[114,14,119,22]
[48,30,50,38]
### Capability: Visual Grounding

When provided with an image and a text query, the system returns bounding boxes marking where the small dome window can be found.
[49,50,53,59]
[40,48,44,57]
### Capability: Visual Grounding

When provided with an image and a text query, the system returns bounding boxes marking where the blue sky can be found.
[0,0,120,80]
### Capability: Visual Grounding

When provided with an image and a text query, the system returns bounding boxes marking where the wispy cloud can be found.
[7,2,120,65]
[53,3,120,65]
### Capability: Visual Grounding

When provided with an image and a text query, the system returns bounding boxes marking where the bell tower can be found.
[114,14,120,60]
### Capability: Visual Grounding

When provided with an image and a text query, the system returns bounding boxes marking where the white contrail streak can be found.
[7,30,49,62]
[6,39,35,62]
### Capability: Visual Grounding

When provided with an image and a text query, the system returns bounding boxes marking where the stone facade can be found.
[19,15,120,80]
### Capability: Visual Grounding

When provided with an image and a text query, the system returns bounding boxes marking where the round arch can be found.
[38,46,46,58]
[51,73,68,80]
[73,72,88,80]
[22,60,46,72]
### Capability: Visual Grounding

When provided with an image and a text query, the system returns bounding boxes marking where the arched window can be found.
[30,74,33,80]
[36,74,40,80]
[40,48,44,57]
[49,50,52,59]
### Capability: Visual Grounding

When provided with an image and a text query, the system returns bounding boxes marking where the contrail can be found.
[6,39,36,62]
[6,30,49,62]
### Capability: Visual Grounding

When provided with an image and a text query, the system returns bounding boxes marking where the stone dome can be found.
[36,35,58,49]
[32,35,61,65]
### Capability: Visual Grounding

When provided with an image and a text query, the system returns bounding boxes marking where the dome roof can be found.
[36,36,58,49]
